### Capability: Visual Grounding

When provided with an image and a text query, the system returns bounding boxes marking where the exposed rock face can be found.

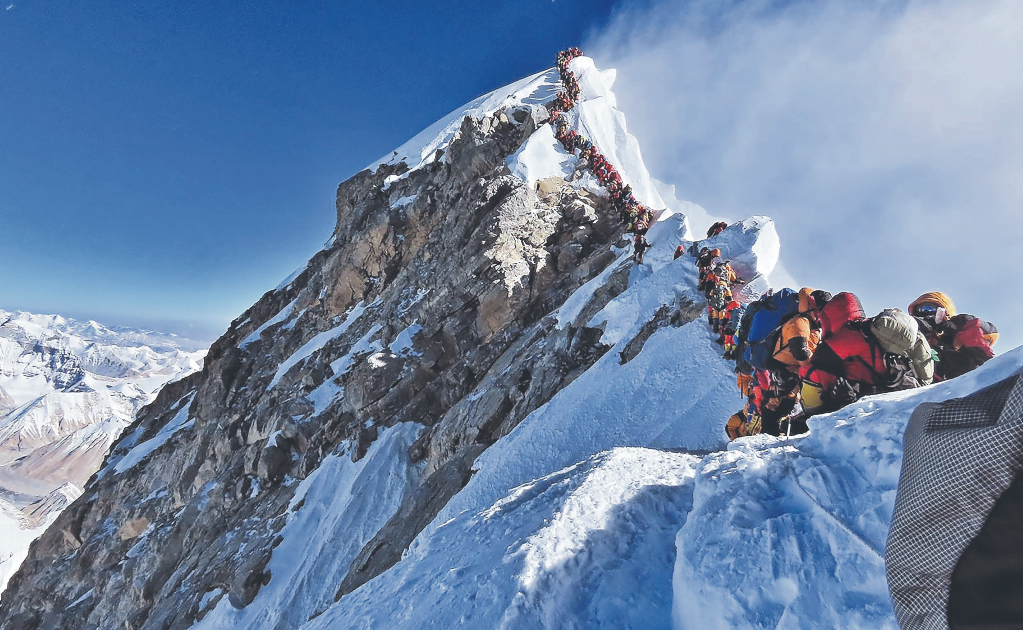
[0,99,697,630]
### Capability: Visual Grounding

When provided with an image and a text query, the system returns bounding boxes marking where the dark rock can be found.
[228,550,273,608]
[257,443,289,484]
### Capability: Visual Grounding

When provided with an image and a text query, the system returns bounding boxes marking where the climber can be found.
[909,292,998,381]
[726,288,831,437]
[633,206,654,233]
[943,314,998,379]
[726,371,797,441]
[749,367,803,437]
[909,292,957,350]
[704,261,741,336]
[706,260,743,300]
[633,233,651,265]
[767,288,830,372]
[726,403,759,440]
[626,205,652,236]
[722,300,745,360]
[734,287,813,375]
[800,293,933,417]
[707,279,732,338]
[724,288,834,439]
[800,292,881,413]
[706,221,728,239]
[696,249,721,294]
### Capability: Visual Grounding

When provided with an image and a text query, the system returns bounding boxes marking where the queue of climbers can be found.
[687,233,999,441]
[548,48,1000,438]
[549,48,657,263]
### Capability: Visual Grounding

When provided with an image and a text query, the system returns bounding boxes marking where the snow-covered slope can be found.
[187,201,1016,629]
[370,68,561,174]
[294,352,1022,630]
[0,310,205,591]
[2,55,1015,630]
[243,59,1011,628]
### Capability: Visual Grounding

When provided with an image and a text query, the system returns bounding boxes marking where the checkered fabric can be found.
[886,372,1023,630]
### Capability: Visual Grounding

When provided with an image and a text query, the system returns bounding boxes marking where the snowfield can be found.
[263,343,1023,630]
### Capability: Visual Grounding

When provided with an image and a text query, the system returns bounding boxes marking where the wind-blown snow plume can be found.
[587,0,1023,348]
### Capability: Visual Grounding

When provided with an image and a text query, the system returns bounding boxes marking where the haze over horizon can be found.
[2,0,1019,350]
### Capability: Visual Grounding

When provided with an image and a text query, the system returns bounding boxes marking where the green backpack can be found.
[870,308,934,385]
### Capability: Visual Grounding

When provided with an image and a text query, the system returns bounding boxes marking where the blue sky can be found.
[2,0,1020,351]
[0,0,619,341]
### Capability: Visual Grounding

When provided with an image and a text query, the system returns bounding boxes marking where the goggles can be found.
[913,304,939,317]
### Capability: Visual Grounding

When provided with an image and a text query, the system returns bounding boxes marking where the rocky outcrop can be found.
[0,95,699,629]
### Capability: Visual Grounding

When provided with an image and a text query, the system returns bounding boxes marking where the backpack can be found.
[950,315,998,354]
[697,248,718,269]
[870,309,934,385]
[870,309,918,355]
[710,261,735,285]
[734,291,773,374]
[819,292,865,337]
[726,302,746,332]
[813,317,926,392]
[709,282,732,311]
[740,288,801,372]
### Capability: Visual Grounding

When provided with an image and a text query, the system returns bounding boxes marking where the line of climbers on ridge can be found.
[677,222,1000,440]
[547,48,1000,445]
[548,48,657,264]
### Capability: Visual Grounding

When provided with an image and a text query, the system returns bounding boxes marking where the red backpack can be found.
[819,292,865,337]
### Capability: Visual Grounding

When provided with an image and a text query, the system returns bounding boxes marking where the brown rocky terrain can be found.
[0,98,696,629]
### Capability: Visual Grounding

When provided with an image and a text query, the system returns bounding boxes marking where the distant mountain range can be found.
[0,309,206,590]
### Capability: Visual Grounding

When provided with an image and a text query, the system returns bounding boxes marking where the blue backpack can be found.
[740,288,801,372]
[727,303,746,332]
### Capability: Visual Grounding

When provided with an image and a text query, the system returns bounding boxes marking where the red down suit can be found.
[800,292,886,392]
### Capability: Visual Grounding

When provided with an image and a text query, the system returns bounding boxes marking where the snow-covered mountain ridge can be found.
[0,56,1012,630]
[0,310,206,593]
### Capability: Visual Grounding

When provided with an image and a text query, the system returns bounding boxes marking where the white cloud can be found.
[587,0,1023,350]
